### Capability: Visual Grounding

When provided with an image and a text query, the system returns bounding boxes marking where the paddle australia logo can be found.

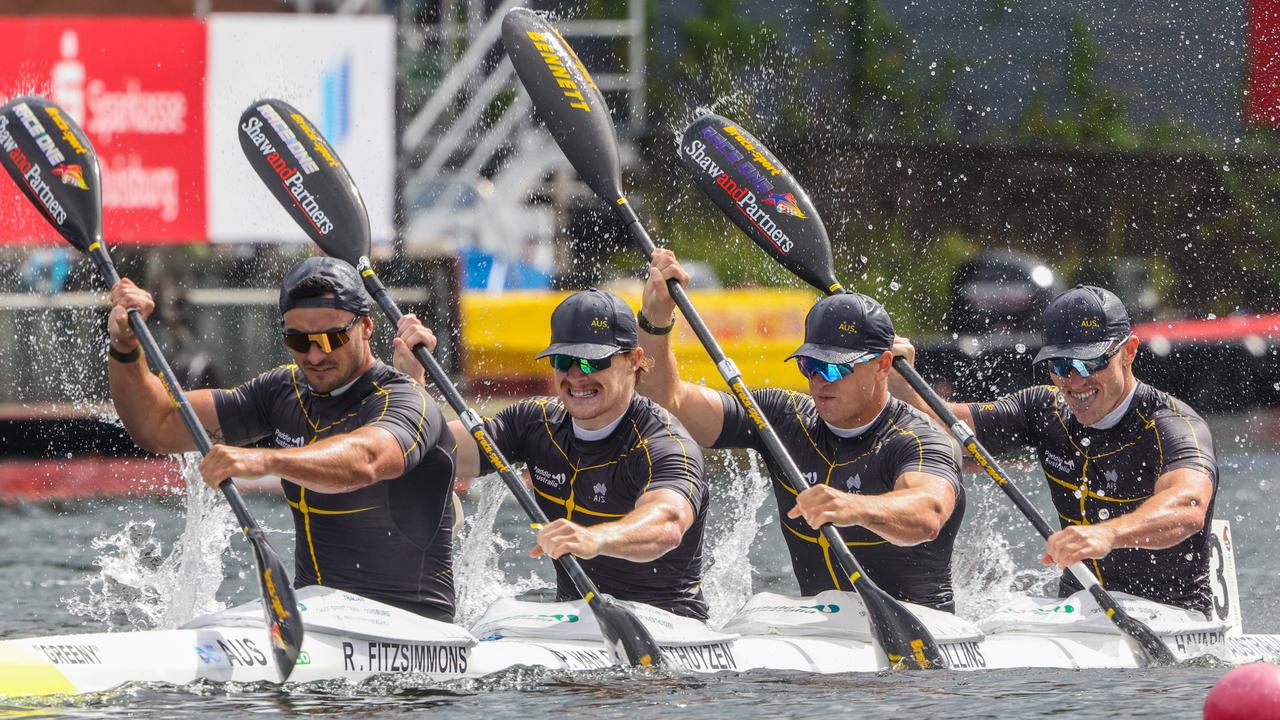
[532,466,567,488]
[1043,450,1077,473]
[275,429,306,448]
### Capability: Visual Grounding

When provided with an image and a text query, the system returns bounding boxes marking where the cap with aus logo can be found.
[786,292,895,364]
[535,289,639,360]
[1033,284,1131,364]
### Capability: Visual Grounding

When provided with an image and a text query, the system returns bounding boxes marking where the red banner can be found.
[0,17,206,244]
[1248,0,1280,126]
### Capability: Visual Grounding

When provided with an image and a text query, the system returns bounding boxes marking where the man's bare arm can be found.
[789,472,958,546]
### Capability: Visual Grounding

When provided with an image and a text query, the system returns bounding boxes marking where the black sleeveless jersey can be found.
[969,382,1218,613]
[213,361,457,621]
[715,391,964,611]
[479,394,709,619]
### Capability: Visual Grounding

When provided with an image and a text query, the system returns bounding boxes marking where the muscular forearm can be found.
[849,490,948,546]
[591,501,686,563]
[109,356,198,454]
[265,433,396,493]
[1101,487,1209,550]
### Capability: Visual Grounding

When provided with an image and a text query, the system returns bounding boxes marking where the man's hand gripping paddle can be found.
[677,111,1178,668]
[0,95,304,681]
[237,98,664,669]
[503,9,946,670]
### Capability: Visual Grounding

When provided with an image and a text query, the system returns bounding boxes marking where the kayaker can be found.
[635,249,965,612]
[393,289,711,620]
[106,257,459,621]
[891,285,1218,614]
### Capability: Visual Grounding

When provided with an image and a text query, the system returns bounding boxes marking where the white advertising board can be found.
[206,14,395,244]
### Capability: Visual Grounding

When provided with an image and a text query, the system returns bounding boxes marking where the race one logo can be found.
[13,101,67,166]
[52,163,87,190]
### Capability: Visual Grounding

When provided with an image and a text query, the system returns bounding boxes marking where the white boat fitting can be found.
[2,523,1275,697]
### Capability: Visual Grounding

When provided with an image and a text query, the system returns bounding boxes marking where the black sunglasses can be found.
[281,316,362,354]
[549,350,628,374]
[1047,342,1123,378]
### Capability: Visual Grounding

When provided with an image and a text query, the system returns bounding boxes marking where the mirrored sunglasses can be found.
[1047,343,1123,378]
[281,316,361,354]
[549,350,627,374]
[796,353,876,382]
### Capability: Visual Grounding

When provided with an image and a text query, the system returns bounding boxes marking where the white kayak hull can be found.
[3,588,1278,698]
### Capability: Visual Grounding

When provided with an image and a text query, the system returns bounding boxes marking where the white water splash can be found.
[64,453,237,630]
[702,452,771,628]
[452,474,551,626]
[952,480,1059,621]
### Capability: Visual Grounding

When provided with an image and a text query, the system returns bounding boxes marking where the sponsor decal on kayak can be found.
[341,641,469,674]
[547,647,612,670]
[35,643,102,665]
[939,641,986,669]
[662,642,738,671]
[1170,630,1225,654]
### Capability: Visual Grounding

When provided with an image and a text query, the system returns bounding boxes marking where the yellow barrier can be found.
[460,287,819,393]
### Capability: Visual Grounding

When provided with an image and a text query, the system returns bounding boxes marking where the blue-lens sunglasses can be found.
[796,353,877,382]
[1046,342,1123,378]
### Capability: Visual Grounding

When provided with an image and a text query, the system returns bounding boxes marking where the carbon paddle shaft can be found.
[87,243,305,679]
[892,358,1177,666]
[614,203,945,670]
[355,259,663,668]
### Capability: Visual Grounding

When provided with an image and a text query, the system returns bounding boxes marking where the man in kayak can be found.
[634,249,964,612]
[107,257,459,621]
[394,289,710,619]
[891,285,1218,614]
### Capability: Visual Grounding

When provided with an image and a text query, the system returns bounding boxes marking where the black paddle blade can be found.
[247,528,305,679]
[858,583,948,670]
[679,113,843,294]
[1089,587,1178,667]
[237,99,370,266]
[503,9,626,203]
[0,95,102,251]
[590,594,665,668]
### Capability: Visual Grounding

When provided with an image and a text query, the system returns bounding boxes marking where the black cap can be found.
[1033,285,1131,364]
[786,292,894,364]
[535,289,639,360]
[278,256,372,317]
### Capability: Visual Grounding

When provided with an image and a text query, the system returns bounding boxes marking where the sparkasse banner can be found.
[0,17,206,244]
[0,14,394,246]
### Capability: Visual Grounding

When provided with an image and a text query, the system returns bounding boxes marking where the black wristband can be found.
[108,344,142,364]
[637,310,676,335]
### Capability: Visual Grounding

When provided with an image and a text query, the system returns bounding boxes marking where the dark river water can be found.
[1,411,1278,719]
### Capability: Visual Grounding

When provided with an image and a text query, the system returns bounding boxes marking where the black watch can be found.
[637,311,676,335]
